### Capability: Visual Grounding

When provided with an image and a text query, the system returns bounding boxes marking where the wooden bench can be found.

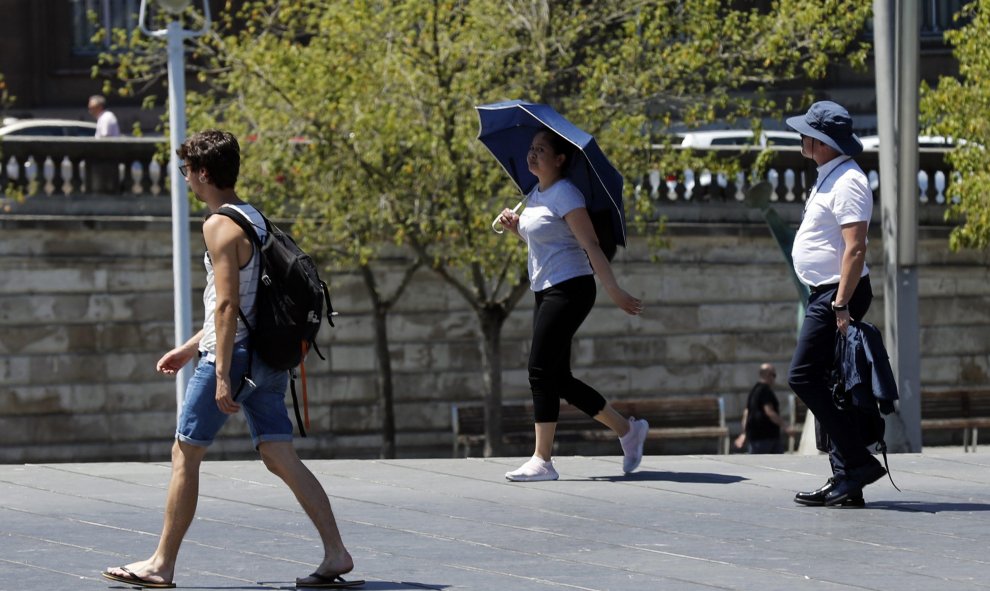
[451,396,729,457]
[921,389,990,452]
[786,393,809,452]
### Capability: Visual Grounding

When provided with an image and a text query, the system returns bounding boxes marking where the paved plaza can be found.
[1,449,988,590]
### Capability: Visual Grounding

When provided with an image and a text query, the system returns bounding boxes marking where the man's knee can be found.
[258,441,300,476]
[171,439,207,472]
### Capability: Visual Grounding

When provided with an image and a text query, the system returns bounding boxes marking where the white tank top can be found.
[199,203,266,355]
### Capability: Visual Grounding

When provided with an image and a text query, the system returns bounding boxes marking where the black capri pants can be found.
[529,274,607,423]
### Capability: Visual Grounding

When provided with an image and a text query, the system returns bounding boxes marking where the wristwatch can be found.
[831,301,848,312]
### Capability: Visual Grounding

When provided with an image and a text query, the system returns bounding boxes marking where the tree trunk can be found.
[359,264,397,459]
[478,305,507,457]
[372,306,396,459]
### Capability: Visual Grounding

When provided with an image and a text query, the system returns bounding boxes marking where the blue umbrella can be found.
[476,100,627,248]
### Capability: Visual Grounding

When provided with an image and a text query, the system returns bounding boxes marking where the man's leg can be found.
[103,440,207,584]
[788,291,875,471]
[259,441,353,581]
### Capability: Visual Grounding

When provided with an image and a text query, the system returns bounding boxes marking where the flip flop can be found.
[101,566,176,588]
[296,572,365,588]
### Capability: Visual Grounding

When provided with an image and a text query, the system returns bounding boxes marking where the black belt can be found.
[809,282,839,294]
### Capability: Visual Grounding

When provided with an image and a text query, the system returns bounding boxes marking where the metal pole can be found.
[874,0,922,453]
[139,0,211,417]
[894,0,923,452]
[166,19,193,414]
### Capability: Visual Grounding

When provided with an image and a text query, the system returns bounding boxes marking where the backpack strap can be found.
[213,207,265,334]
[213,208,308,438]
[288,374,307,438]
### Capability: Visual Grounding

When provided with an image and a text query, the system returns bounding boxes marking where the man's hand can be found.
[836,309,851,335]
[215,374,241,414]
[156,345,197,375]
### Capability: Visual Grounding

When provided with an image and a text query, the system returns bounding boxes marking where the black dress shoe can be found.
[837,495,865,508]
[826,464,886,506]
[794,478,837,506]
[824,477,863,506]
[795,478,865,507]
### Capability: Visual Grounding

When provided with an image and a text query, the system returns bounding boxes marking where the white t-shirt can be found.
[517,178,593,291]
[95,110,120,137]
[791,156,872,287]
[199,203,266,355]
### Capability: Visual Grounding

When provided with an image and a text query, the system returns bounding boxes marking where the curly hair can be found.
[177,129,240,189]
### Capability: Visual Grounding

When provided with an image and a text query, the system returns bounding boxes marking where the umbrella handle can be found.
[491,200,524,234]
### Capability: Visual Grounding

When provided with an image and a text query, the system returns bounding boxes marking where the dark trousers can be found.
[748,438,784,454]
[788,276,879,479]
[529,274,607,423]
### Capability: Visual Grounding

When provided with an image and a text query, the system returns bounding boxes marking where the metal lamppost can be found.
[139,0,211,414]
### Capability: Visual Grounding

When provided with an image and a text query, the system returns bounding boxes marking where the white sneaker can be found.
[505,455,559,482]
[620,417,649,473]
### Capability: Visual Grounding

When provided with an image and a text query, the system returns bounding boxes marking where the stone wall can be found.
[2,203,989,462]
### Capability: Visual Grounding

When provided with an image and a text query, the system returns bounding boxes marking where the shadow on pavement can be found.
[251,583,448,590]
[585,470,749,484]
[865,500,990,514]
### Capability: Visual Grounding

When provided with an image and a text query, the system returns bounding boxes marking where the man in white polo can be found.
[786,101,887,507]
[87,94,120,137]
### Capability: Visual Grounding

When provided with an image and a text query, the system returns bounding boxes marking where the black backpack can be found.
[214,207,335,435]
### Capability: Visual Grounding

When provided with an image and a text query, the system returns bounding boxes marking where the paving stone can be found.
[1,451,988,590]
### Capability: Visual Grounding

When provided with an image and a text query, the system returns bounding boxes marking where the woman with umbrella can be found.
[496,127,648,481]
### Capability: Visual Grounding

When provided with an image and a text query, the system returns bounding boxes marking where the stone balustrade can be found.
[634,146,955,206]
[1,136,165,199]
[2,137,956,209]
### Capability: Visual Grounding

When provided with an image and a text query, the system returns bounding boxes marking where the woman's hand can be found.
[497,208,520,235]
[607,286,644,316]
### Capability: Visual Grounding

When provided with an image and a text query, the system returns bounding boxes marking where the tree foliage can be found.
[97,0,872,456]
[922,0,990,250]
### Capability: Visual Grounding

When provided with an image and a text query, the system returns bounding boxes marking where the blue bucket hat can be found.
[786,101,863,157]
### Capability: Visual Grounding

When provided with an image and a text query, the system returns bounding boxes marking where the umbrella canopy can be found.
[476,100,627,247]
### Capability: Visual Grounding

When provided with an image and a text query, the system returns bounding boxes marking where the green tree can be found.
[98,0,873,458]
[99,1,429,458]
[571,0,872,222]
[922,0,990,250]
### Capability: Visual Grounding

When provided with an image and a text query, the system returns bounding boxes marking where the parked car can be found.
[678,129,802,148]
[859,135,957,150]
[0,118,98,137]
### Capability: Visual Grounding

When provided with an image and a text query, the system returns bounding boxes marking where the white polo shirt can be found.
[95,110,120,137]
[791,156,872,287]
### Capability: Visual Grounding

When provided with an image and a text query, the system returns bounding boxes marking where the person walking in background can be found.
[87,94,120,137]
[495,128,647,482]
[734,363,784,454]
[785,101,887,508]
[101,130,360,589]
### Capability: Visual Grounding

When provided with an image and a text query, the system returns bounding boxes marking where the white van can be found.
[678,130,801,148]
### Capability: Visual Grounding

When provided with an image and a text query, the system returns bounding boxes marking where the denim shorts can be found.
[176,343,293,449]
